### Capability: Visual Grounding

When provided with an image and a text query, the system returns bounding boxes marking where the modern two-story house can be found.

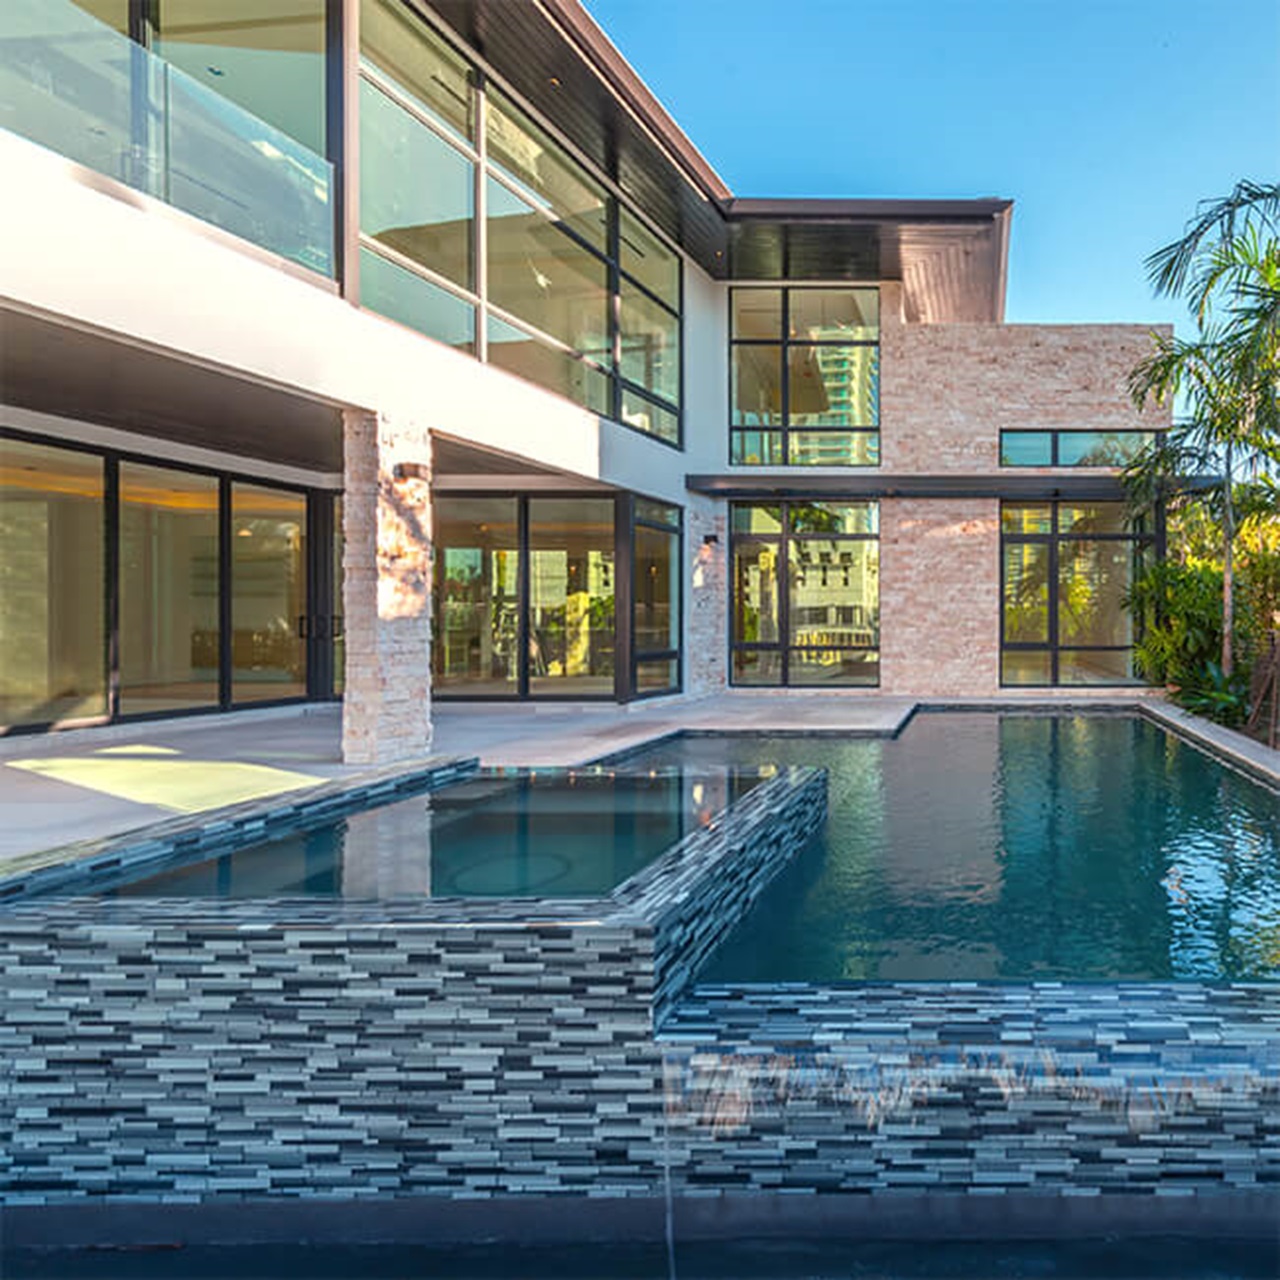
[0,0,1171,761]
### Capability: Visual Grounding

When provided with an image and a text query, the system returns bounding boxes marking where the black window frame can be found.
[728,286,880,468]
[999,429,1160,469]
[729,499,880,688]
[999,499,1154,688]
[0,426,342,735]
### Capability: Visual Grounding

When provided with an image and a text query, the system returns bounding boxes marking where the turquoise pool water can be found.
[621,713,1280,982]
[89,769,758,900]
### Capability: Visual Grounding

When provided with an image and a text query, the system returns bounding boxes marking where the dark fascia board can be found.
[687,474,1135,500]
[685,473,1220,499]
[537,0,733,204]
[723,198,1014,224]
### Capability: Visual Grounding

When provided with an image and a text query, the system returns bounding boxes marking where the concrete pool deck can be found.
[1,689,1274,869]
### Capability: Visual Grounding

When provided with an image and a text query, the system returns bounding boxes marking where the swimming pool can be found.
[68,767,763,900]
[619,712,1280,982]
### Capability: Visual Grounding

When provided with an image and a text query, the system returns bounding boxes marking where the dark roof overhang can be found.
[423,0,1013,322]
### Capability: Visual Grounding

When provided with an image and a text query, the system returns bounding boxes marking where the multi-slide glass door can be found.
[0,432,340,732]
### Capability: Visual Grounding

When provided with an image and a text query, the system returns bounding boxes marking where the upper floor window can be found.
[358,0,682,446]
[1000,430,1156,468]
[730,288,879,466]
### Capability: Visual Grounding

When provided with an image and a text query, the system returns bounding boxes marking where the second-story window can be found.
[730,287,879,466]
[358,0,682,445]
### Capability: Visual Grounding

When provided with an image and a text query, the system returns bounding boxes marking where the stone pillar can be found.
[341,408,434,765]
[686,497,727,696]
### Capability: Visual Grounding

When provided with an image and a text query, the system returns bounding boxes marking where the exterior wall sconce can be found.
[702,533,720,547]
[393,462,430,482]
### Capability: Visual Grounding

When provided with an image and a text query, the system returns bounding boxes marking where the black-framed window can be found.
[730,500,879,687]
[432,492,682,702]
[358,0,682,445]
[632,498,681,698]
[1001,501,1151,687]
[1000,430,1157,468]
[730,287,879,467]
[0,428,342,733]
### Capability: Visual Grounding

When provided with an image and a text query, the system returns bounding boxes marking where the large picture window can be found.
[1001,501,1151,686]
[358,0,681,444]
[731,501,879,686]
[433,493,681,700]
[730,288,879,467]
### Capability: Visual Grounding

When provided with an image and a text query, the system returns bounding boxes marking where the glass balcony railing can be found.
[0,0,334,276]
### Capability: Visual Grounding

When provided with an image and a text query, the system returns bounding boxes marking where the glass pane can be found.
[789,649,879,686]
[1003,543,1050,643]
[620,282,680,404]
[487,178,609,363]
[730,505,781,535]
[1059,649,1140,685]
[119,463,220,715]
[360,247,475,351]
[733,540,781,644]
[487,91,608,249]
[361,78,473,290]
[1058,541,1134,647]
[333,495,345,696]
[69,1,127,33]
[155,0,327,154]
[164,62,334,274]
[528,499,616,695]
[790,502,878,535]
[1001,504,1053,534]
[636,658,677,694]
[788,431,879,466]
[433,497,519,694]
[788,345,878,427]
[232,484,307,702]
[788,540,879,647]
[1001,651,1052,686]
[731,346,782,426]
[1058,503,1129,535]
[620,208,679,309]
[360,0,471,141]
[487,317,610,414]
[732,289,782,340]
[1000,432,1053,466]
[789,288,878,341]
[732,649,781,686]
[0,439,105,727]
[1057,431,1154,467]
[621,391,679,445]
[634,498,679,528]
[730,430,783,466]
[634,526,677,653]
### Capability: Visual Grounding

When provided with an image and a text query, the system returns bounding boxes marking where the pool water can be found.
[622,714,1280,982]
[90,769,759,900]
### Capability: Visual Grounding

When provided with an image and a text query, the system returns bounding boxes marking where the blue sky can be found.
[584,0,1279,334]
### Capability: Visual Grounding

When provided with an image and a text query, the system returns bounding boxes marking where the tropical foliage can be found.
[1125,181,1280,723]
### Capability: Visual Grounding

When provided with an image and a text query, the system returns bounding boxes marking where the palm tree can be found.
[1128,186,1280,680]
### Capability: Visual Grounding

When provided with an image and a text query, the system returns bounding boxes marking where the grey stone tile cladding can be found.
[0,767,826,1203]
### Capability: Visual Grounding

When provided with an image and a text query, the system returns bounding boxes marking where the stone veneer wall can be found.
[879,498,1001,696]
[0,770,825,1203]
[684,497,727,697]
[878,321,1171,475]
[342,409,434,766]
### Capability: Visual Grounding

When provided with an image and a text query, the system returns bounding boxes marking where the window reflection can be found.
[120,463,220,715]
[0,439,105,727]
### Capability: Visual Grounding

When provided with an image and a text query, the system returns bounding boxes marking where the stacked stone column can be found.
[341,408,434,765]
